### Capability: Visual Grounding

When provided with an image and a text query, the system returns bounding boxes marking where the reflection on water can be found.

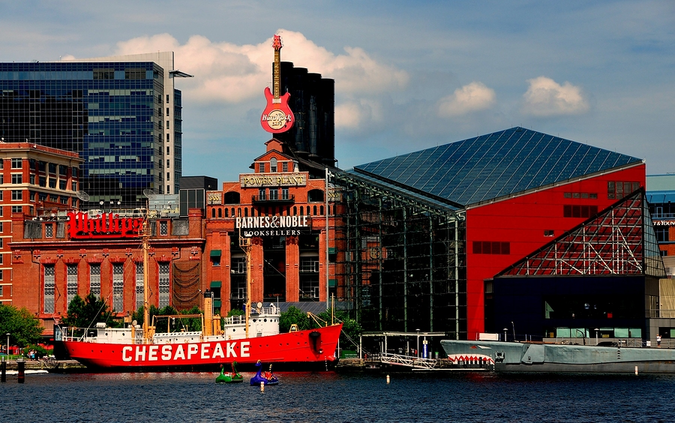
[3,371,675,422]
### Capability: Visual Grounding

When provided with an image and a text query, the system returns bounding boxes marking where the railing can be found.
[251,194,295,204]
[377,352,439,370]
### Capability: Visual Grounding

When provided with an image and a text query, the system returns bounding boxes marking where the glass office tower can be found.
[0,52,186,208]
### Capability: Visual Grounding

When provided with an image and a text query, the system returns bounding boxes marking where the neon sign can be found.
[67,211,144,239]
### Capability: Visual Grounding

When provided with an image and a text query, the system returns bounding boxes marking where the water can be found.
[3,371,675,422]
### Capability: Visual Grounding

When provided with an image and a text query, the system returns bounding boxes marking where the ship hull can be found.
[63,324,342,371]
[441,339,675,374]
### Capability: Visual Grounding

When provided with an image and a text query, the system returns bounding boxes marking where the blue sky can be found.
[2,0,674,182]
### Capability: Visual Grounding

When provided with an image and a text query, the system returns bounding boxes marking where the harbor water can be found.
[3,371,675,422]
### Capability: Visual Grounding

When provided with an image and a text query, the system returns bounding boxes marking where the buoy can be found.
[260,382,265,392]
[386,375,390,384]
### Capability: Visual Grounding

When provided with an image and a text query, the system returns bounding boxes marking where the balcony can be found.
[251,194,295,205]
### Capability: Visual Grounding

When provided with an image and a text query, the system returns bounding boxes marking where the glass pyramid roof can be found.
[497,189,666,278]
[353,127,643,206]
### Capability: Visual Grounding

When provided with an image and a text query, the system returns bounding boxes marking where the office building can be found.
[0,52,190,209]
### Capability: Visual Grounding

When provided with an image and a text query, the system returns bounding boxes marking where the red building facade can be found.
[466,165,646,337]
[204,139,339,314]
[10,209,206,335]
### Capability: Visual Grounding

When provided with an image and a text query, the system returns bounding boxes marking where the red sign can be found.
[67,211,143,239]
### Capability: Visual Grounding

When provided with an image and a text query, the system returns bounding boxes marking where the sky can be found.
[1,0,674,183]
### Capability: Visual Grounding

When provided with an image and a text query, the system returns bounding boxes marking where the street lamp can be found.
[503,328,508,342]
[595,328,599,345]
[416,329,420,358]
[5,333,9,357]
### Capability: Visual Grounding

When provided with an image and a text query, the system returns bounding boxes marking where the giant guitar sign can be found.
[260,35,295,134]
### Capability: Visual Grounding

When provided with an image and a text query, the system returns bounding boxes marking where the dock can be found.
[2,358,87,372]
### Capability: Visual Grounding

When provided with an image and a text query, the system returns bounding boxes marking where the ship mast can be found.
[240,234,252,338]
[142,213,150,342]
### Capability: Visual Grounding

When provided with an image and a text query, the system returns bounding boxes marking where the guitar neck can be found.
[273,49,281,100]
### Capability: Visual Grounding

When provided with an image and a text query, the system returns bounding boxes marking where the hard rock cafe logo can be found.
[67,211,144,239]
[262,109,293,131]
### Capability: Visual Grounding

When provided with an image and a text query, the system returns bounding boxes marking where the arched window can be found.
[211,208,216,218]
[218,208,222,218]
[270,157,277,172]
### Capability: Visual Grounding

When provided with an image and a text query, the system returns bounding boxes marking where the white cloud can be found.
[109,30,409,105]
[335,99,384,130]
[521,76,590,117]
[437,82,496,117]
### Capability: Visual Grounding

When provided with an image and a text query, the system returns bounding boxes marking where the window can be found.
[259,163,266,173]
[30,174,35,184]
[59,165,67,176]
[59,180,67,190]
[48,163,57,174]
[72,181,77,191]
[544,230,555,237]
[563,205,599,218]
[49,178,57,188]
[473,241,511,255]
[300,258,320,273]
[0,223,3,233]
[45,224,53,238]
[656,227,669,243]
[11,174,22,184]
[270,188,278,200]
[39,176,46,187]
[90,264,101,296]
[113,264,124,312]
[0,286,3,297]
[282,188,289,200]
[270,158,277,172]
[160,221,168,236]
[44,265,55,313]
[282,162,288,172]
[136,263,144,310]
[67,264,78,306]
[11,190,22,201]
[166,172,170,181]
[159,263,170,308]
[11,206,22,213]
[259,188,266,201]
[11,158,22,169]
[608,181,640,200]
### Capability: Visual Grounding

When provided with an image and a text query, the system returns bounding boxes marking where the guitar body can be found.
[261,87,295,134]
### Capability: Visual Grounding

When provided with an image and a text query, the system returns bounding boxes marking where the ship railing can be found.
[378,352,438,370]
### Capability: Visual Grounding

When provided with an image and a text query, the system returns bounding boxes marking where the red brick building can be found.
[204,139,340,313]
[10,209,205,335]
[0,142,81,305]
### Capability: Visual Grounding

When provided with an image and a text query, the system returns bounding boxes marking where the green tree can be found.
[318,310,362,349]
[63,293,116,328]
[279,306,312,332]
[0,304,44,348]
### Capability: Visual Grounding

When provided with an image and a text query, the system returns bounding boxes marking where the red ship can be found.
[61,228,343,371]
[60,305,343,371]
